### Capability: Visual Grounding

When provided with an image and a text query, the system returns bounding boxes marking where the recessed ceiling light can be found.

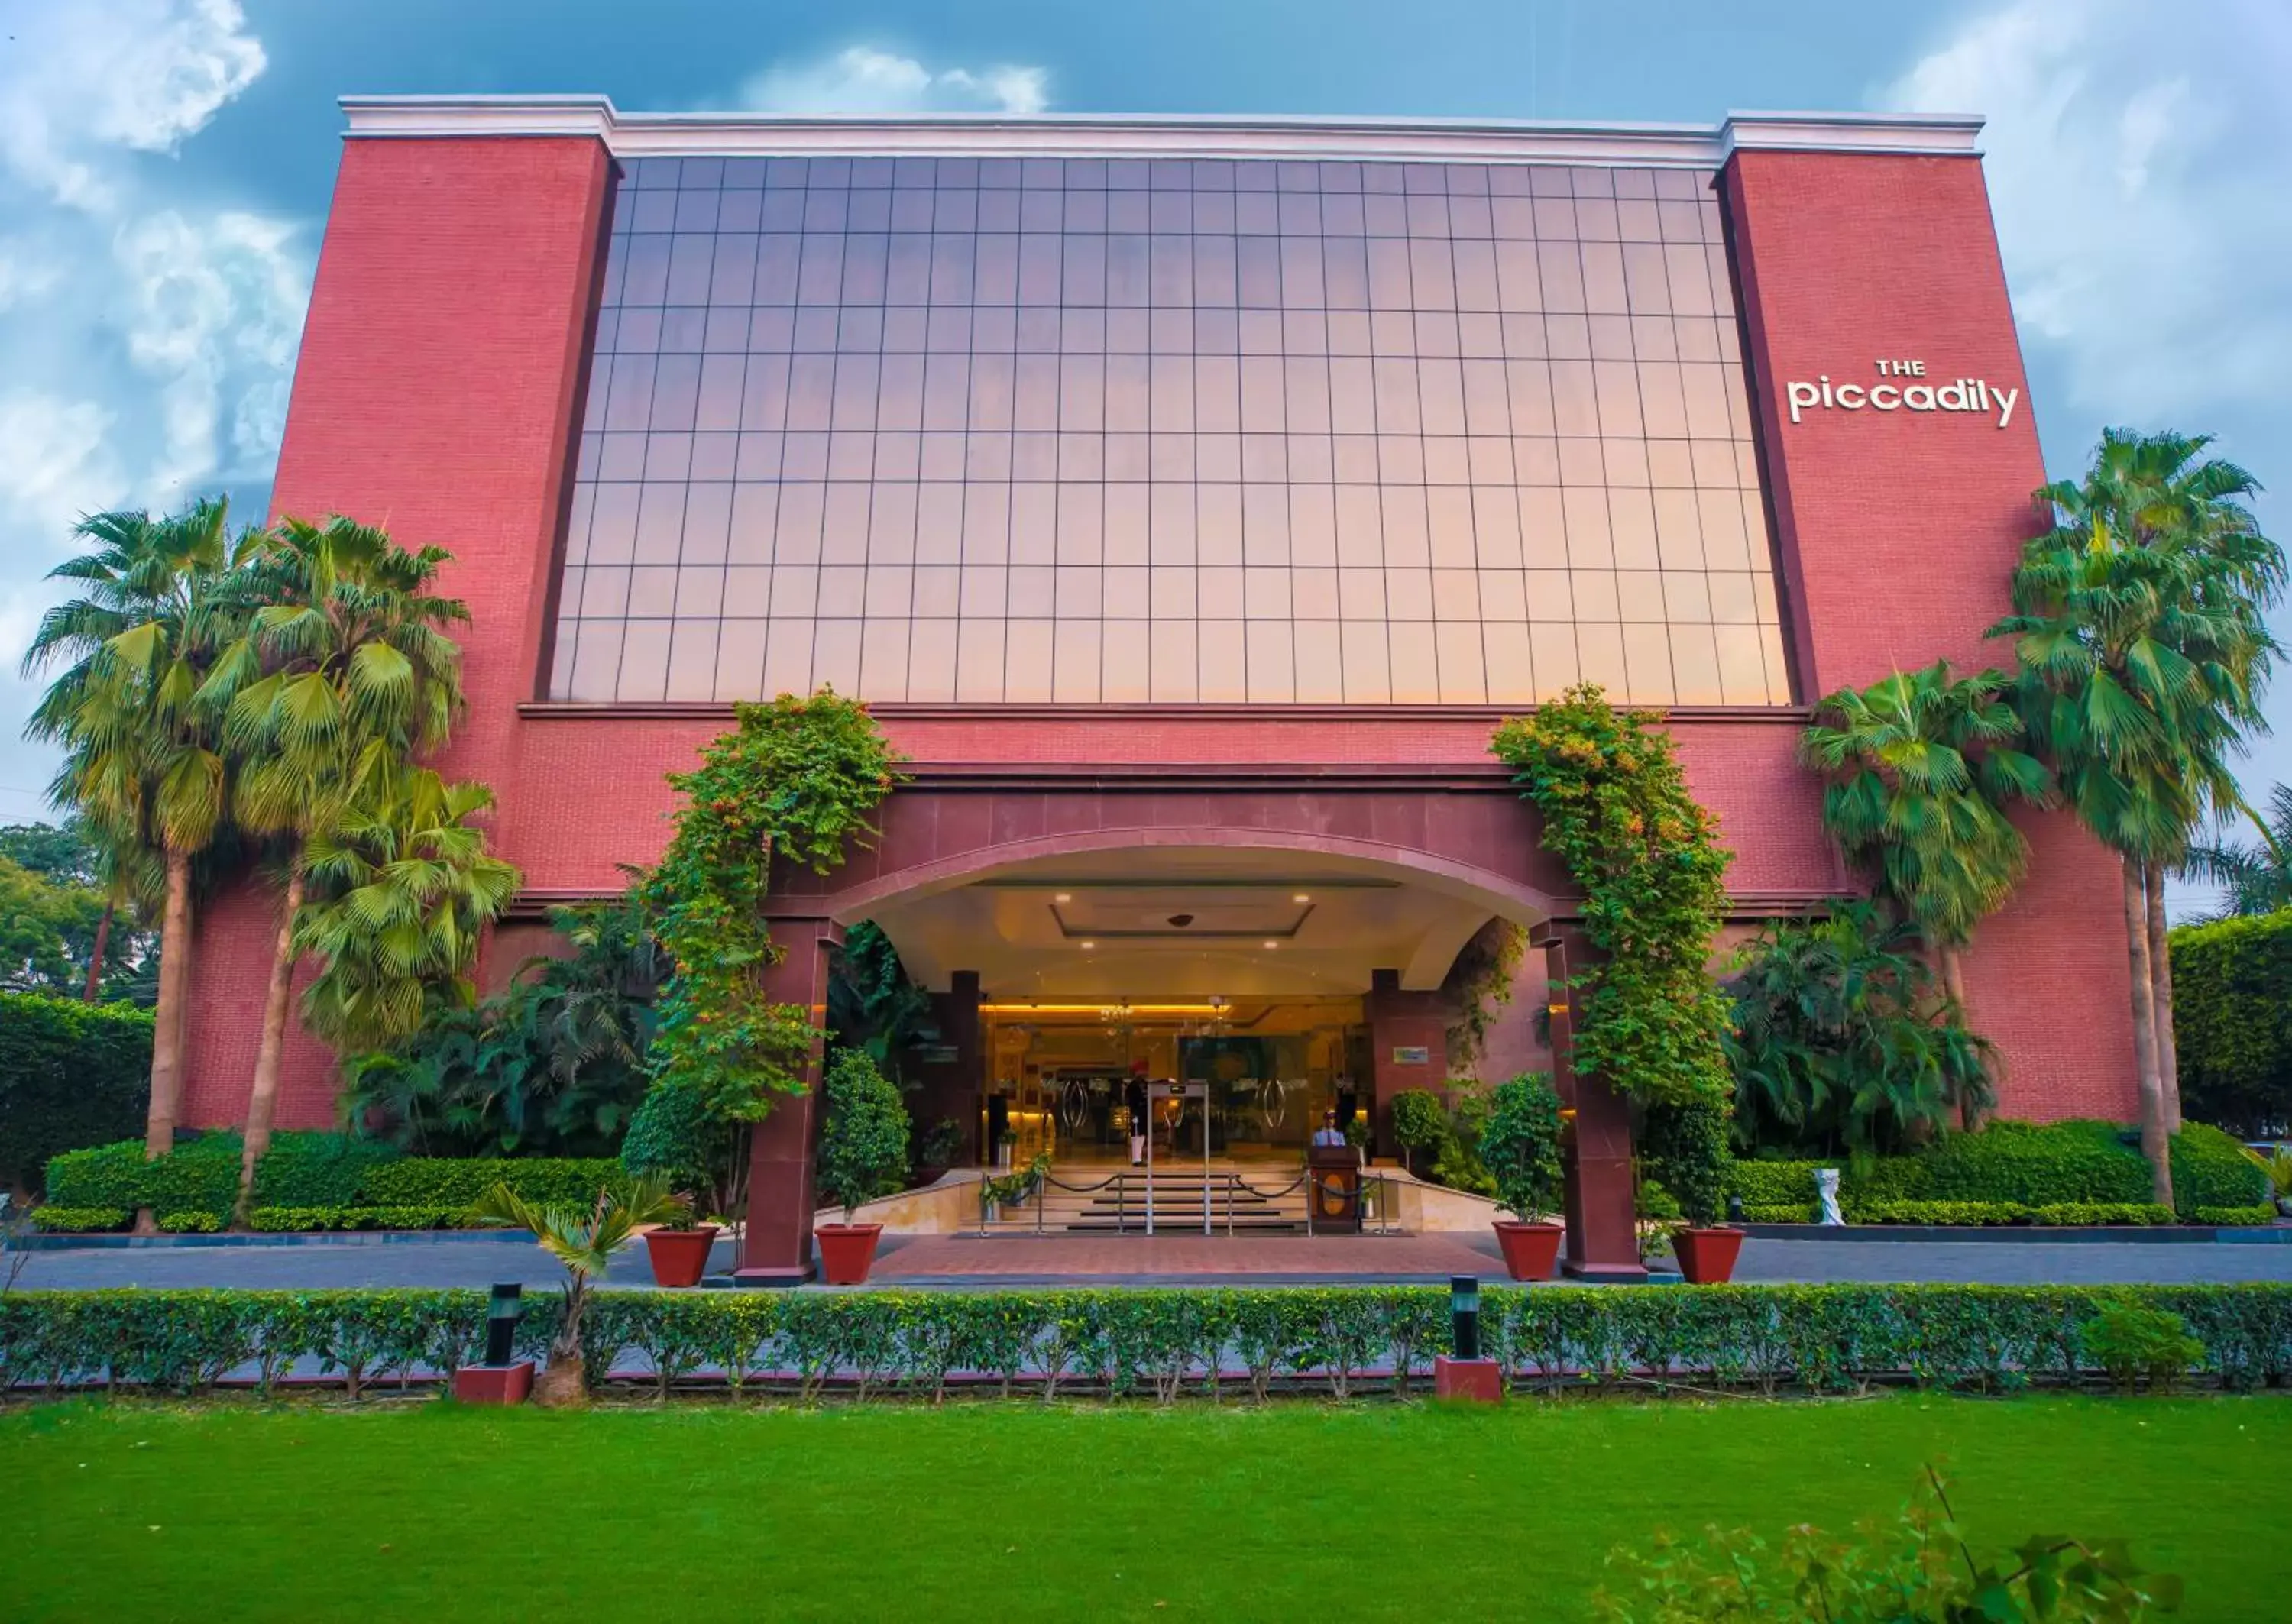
[1054,892,1072,903]
[1292,893,1311,903]
[1263,939,1280,949]
[1080,940,1096,949]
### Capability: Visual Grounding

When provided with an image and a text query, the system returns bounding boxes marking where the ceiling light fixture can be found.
[1263,939,1280,949]
[1054,892,1072,904]
[1293,893,1310,903]
[1079,940,1096,949]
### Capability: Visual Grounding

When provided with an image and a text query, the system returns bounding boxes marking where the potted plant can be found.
[1478,1072,1566,1279]
[473,1176,687,1406]
[640,1199,720,1288]
[912,1117,964,1184]
[814,1050,911,1285]
[1648,1098,1743,1283]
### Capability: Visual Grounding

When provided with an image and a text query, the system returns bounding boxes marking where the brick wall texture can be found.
[182,132,2138,1132]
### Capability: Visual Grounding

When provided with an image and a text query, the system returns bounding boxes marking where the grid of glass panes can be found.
[550,154,1792,705]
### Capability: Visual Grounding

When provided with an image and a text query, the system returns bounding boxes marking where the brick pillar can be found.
[1534,924,1645,1282]
[736,917,843,1286]
[917,970,983,1166]
[1365,969,1449,1162]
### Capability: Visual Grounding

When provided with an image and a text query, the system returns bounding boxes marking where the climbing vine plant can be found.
[1491,684,1733,1108]
[639,691,903,1134]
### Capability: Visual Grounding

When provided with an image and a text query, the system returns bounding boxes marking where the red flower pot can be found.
[1672,1226,1746,1284]
[814,1222,884,1285]
[1492,1219,1564,1281]
[642,1224,720,1288]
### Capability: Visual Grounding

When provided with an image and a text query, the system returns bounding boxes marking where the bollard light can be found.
[1727,1193,1745,1225]
[1450,1274,1481,1362]
[484,1282,524,1367]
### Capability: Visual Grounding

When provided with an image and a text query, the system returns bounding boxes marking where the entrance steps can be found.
[979,1166,1310,1234]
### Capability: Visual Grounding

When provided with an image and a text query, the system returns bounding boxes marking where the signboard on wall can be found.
[1783,358,2020,429]
[1390,1046,1431,1066]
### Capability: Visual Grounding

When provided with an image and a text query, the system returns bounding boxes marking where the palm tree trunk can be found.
[2144,862,2181,1134]
[1938,942,1976,1131]
[144,846,194,1160]
[82,902,113,1001]
[534,1279,590,1408]
[2121,858,2174,1208]
[236,867,306,1221]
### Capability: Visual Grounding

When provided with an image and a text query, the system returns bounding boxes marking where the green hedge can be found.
[0,992,152,1194]
[28,1207,128,1232]
[4,1285,2290,1400]
[1726,1121,2266,1221]
[1844,1200,2175,1227]
[46,1135,242,1222]
[355,1157,627,1209]
[245,1206,467,1233]
[45,1137,627,1225]
[2171,907,2292,1137]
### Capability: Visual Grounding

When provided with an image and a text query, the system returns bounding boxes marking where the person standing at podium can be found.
[1311,1110,1348,1151]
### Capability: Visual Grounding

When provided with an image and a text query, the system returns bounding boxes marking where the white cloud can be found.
[0,0,267,210]
[1886,0,2292,421]
[0,0,307,820]
[740,46,1050,116]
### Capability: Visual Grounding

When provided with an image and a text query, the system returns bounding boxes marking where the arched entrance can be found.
[736,778,1644,1283]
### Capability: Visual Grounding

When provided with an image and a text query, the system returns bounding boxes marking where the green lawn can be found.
[5,1393,2283,1621]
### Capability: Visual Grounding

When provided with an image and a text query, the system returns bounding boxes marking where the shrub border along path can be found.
[5,1283,2288,1401]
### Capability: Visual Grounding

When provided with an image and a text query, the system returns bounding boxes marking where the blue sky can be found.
[2,0,2287,906]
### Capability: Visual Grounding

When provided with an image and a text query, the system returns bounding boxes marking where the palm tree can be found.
[20,500,254,1164]
[207,516,473,1214]
[1992,429,2284,1202]
[2180,782,2292,919]
[472,1176,687,1406]
[1802,660,2049,1121]
[292,765,521,1056]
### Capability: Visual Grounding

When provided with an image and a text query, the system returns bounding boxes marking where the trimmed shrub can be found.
[0,992,151,1194]
[1730,1121,2268,1223]
[2168,1120,2269,1212]
[245,1205,465,1233]
[355,1157,627,1210]
[46,1135,241,1223]
[1843,1200,2174,1228]
[251,1132,402,1208]
[2192,1204,2279,1228]
[157,1212,222,1234]
[27,1206,128,1232]
[1725,1160,1834,1208]
[4,1283,2290,1399]
[2170,907,2292,1137]
[1388,1089,1447,1153]
[1739,1204,1815,1224]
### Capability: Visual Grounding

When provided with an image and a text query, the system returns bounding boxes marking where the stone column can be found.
[735,916,844,1286]
[1533,924,1646,1281]
[1365,969,1449,1162]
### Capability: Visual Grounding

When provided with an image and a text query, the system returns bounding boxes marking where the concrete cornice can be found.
[338,96,1983,166]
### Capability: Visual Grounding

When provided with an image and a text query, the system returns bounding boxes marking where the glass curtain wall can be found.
[552,153,1792,707]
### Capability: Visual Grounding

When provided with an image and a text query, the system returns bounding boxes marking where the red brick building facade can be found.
[180,99,2137,1276]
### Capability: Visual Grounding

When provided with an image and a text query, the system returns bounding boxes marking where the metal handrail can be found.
[973,1162,1401,1237]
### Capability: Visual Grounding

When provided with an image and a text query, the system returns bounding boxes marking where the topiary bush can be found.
[2167,1120,2268,1212]
[354,1157,627,1210]
[251,1131,403,1208]
[1912,1120,2145,1205]
[0,993,153,1195]
[157,1212,222,1234]
[46,1134,241,1223]
[1642,1097,1732,1227]
[1725,1160,1836,1208]
[1387,1089,1448,1173]
[816,1050,909,1223]
[2169,907,2292,1137]
[1478,1073,1565,1222]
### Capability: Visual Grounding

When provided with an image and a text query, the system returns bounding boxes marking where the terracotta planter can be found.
[814,1221,884,1285]
[643,1224,721,1288]
[1491,1219,1564,1281]
[1672,1226,1746,1284]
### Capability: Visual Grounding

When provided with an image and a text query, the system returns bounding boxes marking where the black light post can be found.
[484,1282,524,1367]
[1449,1274,1481,1361]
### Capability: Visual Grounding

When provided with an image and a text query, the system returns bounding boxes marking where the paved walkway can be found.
[10,1231,2292,1290]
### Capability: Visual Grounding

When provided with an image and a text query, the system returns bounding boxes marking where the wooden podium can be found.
[1306,1146,1364,1232]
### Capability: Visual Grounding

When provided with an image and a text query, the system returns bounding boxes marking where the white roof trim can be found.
[336,96,1983,165]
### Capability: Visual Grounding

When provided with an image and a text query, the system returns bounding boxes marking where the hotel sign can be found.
[1784,358,2020,429]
